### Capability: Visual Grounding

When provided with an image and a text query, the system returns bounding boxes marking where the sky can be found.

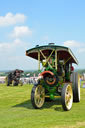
[0,0,85,70]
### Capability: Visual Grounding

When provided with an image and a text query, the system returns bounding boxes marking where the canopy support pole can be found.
[55,50,57,70]
[38,51,40,70]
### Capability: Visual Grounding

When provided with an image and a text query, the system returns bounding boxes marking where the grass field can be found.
[0,82,85,128]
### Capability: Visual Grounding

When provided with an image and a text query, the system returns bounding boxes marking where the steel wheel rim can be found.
[34,85,45,108]
[78,75,80,101]
[65,84,73,110]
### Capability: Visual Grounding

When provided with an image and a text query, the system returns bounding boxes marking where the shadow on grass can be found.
[13,98,63,111]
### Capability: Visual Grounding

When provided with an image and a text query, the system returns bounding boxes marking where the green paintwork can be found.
[26,43,78,100]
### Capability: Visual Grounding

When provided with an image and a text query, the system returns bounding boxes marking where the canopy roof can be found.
[26,44,78,64]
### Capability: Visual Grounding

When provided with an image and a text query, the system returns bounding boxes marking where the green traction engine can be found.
[26,43,80,111]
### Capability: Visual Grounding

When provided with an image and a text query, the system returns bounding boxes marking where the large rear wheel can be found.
[31,84,45,109]
[61,83,73,111]
[73,72,80,102]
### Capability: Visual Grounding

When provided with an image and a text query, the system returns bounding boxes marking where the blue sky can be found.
[0,0,85,70]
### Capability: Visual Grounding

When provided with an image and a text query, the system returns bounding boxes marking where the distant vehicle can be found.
[6,69,24,86]
[26,43,80,111]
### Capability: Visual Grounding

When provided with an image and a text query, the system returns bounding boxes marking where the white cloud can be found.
[7,56,38,70]
[10,26,32,38]
[63,40,81,48]
[63,40,85,53]
[0,12,35,70]
[0,39,21,51]
[0,39,30,55]
[0,39,36,70]
[78,48,85,53]
[0,12,26,27]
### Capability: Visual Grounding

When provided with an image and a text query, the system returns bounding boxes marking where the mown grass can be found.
[0,82,85,128]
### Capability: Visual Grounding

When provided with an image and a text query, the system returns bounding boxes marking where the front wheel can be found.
[31,84,45,109]
[5,77,10,86]
[13,81,18,86]
[61,83,73,111]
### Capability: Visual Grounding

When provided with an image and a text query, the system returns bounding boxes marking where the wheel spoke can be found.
[34,85,45,108]
[64,84,73,110]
